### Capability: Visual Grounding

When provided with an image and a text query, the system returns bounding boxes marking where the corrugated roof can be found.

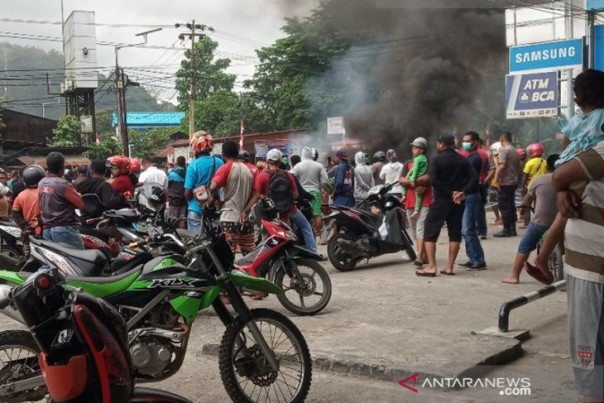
[111,112,185,129]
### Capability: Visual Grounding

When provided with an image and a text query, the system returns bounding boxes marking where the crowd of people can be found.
[0,69,602,401]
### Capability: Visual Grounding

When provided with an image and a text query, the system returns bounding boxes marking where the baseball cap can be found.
[437,134,456,147]
[266,148,283,162]
[410,137,428,150]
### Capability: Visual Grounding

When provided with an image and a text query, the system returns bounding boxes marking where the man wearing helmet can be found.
[12,165,45,236]
[184,131,223,233]
[38,152,85,249]
[107,155,135,197]
[76,160,129,214]
[290,146,329,235]
[371,151,386,185]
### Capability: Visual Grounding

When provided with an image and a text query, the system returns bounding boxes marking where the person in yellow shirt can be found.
[520,143,547,228]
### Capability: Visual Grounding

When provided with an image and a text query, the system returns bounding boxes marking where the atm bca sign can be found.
[506,72,558,119]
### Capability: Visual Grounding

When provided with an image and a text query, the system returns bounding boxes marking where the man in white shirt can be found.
[138,158,168,189]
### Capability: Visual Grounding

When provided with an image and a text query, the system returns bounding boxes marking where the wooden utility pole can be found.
[176,21,210,138]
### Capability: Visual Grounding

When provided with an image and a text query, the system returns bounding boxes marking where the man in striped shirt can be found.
[552,140,604,401]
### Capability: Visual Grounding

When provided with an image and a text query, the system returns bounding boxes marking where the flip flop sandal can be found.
[440,270,455,275]
[525,262,554,285]
[415,271,436,277]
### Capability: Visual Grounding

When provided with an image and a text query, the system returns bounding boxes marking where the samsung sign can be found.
[509,39,583,74]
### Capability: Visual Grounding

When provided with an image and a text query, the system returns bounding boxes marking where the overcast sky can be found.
[0,0,319,101]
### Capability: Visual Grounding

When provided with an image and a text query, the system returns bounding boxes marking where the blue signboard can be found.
[586,0,604,11]
[596,25,604,71]
[509,39,583,74]
[505,72,559,119]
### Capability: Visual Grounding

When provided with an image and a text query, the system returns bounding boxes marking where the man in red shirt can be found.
[243,149,317,254]
[12,165,45,236]
[207,141,255,254]
[107,155,135,198]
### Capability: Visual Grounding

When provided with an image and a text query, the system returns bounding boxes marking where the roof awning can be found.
[17,156,90,168]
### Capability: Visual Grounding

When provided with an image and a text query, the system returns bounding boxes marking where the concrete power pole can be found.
[176,21,210,139]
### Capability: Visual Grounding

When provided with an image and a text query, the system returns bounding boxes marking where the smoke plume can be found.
[304,0,507,153]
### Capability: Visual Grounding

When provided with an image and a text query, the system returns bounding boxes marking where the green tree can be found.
[129,128,172,159]
[244,6,358,131]
[85,134,122,161]
[175,36,236,109]
[51,115,80,147]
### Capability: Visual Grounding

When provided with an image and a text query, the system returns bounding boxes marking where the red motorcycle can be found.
[235,198,332,316]
[0,269,191,403]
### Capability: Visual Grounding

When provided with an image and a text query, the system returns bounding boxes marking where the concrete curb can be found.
[201,336,524,389]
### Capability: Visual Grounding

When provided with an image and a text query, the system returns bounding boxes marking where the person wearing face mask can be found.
[458,131,487,270]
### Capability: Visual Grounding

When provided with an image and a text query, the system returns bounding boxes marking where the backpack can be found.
[268,170,293,213]
[167,167,186,205]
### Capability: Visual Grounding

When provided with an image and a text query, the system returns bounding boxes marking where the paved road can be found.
[0,217,579,402]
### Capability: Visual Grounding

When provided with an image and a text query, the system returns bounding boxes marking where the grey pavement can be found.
[0,216,579,402]
[156,216,577,402]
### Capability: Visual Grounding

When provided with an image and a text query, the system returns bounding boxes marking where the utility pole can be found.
[176,21,211,139]
[114,28,162,156]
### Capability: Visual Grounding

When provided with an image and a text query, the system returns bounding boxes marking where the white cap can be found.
[266,148,283,162]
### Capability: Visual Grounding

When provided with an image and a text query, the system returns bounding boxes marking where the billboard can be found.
[509,39,583,74]
[586,0,604,10]
[63,11,98,89]
[505,72,558,119]
[596,25,604,71]
[327,117,345,135]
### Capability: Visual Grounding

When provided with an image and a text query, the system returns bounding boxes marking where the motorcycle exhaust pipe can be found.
[0,284,24,324]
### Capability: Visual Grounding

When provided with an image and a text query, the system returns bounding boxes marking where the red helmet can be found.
[516,147,526,160]
[129,158,142,174]
[527,143,544,158]
[106,155,131,175]
[191,131,214,155]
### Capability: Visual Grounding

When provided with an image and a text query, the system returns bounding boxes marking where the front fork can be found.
[207,248,279,372]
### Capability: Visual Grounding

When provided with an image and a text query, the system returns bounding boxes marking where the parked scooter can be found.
[0,269,192,402]
[0,220,22,259]
[237,198,332,315]
[323,181,417,271]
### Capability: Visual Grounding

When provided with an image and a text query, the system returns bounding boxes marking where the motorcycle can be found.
[237,198,332,316]
[0,269,192,402]
[0,215,313,403]
[0,220,22,260]
[323,181,417,271]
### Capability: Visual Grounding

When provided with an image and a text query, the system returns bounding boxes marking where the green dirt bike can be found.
[0,223,312,403]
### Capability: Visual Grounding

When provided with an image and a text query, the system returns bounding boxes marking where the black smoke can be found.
[304,0,508,151]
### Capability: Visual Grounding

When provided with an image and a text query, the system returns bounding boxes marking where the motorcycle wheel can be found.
[0,247,22,261]
[549,245,564,282]
[400,229,417,262]
[327,233,358,271]
[219,308,312,403]
[274,258,331,316]
[0,330,48,403]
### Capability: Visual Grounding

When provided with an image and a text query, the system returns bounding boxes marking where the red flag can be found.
[239,120,244,150]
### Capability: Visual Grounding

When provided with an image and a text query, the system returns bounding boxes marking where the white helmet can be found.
[489,141,502,155]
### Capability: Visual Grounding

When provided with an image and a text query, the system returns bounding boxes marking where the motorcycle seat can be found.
[31,238,107,266]
[104,209,139,223]
[66,266,141,285]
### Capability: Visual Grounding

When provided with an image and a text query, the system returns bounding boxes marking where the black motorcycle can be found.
[323,182,417,271]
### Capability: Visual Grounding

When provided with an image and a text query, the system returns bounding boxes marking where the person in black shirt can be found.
[416,134,477,277]
[76,160,128,217]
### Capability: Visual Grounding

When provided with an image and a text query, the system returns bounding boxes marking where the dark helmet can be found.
[238,150,251,162]
[373,151,386,162]
[23,165,46,188]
